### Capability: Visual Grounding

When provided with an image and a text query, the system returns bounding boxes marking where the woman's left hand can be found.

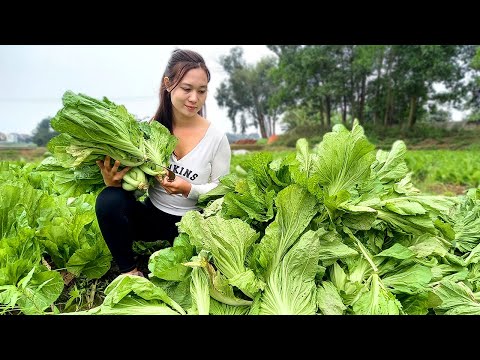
[156,174,192,197]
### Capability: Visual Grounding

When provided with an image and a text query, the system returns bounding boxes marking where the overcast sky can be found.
[0,45,274,136]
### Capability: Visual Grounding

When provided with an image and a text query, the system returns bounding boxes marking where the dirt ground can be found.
[425,183,468,196]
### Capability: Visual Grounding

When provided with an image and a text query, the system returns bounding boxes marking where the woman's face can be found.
[169,68,208,119]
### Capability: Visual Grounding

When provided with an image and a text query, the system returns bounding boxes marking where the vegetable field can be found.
[1,121,480,315]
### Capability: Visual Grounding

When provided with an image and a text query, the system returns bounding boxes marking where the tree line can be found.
[215,45,480,138]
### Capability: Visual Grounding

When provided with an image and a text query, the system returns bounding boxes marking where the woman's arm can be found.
[186,135,231,200]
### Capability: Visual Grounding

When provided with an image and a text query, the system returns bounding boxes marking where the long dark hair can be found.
[152,49,211,133]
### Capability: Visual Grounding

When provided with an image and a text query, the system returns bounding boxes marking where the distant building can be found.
[7,133,19,142]
[0,133,33,143]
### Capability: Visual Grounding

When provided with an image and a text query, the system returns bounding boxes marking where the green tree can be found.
[32,117,58,146]
[390,46,466,128]
[268,45,337,129]
[269,45,472,131]
[215,47,281,138]
[268,45,381,128]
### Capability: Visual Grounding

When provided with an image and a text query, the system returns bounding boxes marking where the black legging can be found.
[95,187,182,273]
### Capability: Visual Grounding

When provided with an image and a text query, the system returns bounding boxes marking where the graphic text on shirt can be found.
[169,164,198,181]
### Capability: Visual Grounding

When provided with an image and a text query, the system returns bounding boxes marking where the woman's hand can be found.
[96,155,131,187]
[156,174,192,197]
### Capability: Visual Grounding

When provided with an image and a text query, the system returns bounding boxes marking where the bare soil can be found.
[425,183,469,196]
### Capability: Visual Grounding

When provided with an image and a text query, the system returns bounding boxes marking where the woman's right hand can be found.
[96,155,131,187]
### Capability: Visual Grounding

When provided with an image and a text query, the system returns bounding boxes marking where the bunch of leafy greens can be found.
[36,90,177,197]
[81,120,480,315]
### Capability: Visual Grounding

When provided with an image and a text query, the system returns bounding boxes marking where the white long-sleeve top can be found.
[148,123,231,216]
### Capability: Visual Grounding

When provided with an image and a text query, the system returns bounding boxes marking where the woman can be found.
[95,49,231,277]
